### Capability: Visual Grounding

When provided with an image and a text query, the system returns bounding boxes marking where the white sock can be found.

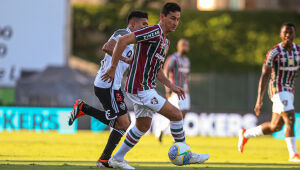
[244,125,264,138]
[113,125,145,161]
[285,137,298,158]
[170,120,186,143]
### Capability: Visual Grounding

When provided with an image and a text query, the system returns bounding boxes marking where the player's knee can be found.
[171,108,183,121]
[114,118,131,131]
[136,121,151,133]
[270,124,283,132]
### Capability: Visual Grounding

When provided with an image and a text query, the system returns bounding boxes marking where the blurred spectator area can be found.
[71,0,300,11]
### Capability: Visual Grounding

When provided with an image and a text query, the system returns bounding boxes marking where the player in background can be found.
[68,11,148,167]
[101,3,209,169]
[155,38,191,143]
[238,23,300,162]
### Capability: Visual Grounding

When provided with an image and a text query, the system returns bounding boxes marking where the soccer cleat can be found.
[238,128,248,153]
[108,157,135,169]
[289,153,300,162]
[68,99,86,126]
[96,159,111,168]
[188,152,210,164]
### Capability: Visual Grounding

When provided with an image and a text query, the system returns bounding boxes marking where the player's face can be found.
[280,26,295,46]
[133,18,148,31]
[161,11,181,32]
[178,40,190,55]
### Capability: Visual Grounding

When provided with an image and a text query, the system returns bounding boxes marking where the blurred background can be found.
[1,0,300,137]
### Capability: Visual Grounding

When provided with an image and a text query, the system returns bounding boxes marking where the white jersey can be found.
[94,28,134,90]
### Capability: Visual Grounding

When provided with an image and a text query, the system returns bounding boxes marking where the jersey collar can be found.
[126,27,132,33]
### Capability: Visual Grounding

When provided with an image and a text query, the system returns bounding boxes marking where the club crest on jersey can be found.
[288,58,294,66]
[282,100,288,106]
[151,97,158,105]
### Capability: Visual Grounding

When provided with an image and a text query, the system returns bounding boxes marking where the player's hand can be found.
[254,102,263,116]
[121,57,133,64]
[101,67,116,83]
[170,84,185,100]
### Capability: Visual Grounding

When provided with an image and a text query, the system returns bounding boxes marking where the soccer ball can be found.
[168,142,192,166]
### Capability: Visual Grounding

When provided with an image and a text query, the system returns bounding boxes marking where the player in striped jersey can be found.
[238,23,300,162]
[67,11,148,168]
[154,39,191,142]
[102,3,209,169]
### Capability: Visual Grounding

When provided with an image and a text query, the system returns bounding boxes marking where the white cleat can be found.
[108,157,135,169]
[188,152,210,164]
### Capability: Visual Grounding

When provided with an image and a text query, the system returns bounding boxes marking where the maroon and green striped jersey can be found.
[164,52,190,93]
[125,24,170,94]
[265,43,300,97]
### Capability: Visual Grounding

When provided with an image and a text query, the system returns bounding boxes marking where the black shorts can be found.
[94,86,128,118]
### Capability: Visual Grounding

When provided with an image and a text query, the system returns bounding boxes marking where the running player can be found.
[238,23,300,162]
[155,38,191,142]
[68,10,148,167]
[101,3,209,169]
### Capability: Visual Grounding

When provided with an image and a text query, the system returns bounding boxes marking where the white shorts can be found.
[271,91,294,114]
[168,93,191,111]
[126,89,166,118]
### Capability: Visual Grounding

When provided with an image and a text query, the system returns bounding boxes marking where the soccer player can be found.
[238,23,300,162]
[155,38,191,142]
[68,10,148,167]
[101,3,210,169]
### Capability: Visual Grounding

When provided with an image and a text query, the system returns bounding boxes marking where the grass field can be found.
[1,130,300,169]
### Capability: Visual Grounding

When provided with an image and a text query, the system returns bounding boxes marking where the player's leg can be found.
[109,104,153,169]
[97,89,131,167]
[159,98,209,164]
[155,93,178,143]
[68,86,119,127]
[281,110,299,161]
[68,99,110,126]
[238,112,283,153]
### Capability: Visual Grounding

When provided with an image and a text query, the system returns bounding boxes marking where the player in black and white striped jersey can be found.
[68,10,148,168]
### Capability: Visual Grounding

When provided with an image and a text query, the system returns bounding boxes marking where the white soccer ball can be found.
[168,142,192,166]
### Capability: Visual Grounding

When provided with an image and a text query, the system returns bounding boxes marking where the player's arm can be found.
[254,64,271,116]
[101,33,137,82]
[102,39,132,64]
[157,69,185,100]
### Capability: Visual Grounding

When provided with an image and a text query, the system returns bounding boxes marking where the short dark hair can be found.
[281,22,296,31]
[161,2,181,16]
[127,10,148,24]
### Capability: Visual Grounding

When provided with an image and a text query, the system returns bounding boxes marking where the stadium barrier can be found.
[0,106,298,138]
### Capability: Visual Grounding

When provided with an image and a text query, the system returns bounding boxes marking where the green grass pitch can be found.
[1,130,300,169]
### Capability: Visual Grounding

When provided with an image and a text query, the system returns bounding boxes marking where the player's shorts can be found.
[271,91,294,114]
[168,93,191,111]
[94,86,128,117]
[126,89,166,118]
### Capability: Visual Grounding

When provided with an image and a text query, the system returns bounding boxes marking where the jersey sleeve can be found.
[111,29,129,42]
[264,48,278,67]
[134,25,160,43]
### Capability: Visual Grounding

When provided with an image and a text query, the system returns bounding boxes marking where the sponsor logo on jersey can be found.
[151,97,158,105]
[279,66,299,71]
[143,30,160,40]
[155,53,165,62]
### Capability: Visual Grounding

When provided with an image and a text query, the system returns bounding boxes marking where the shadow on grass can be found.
[1,160,300,169]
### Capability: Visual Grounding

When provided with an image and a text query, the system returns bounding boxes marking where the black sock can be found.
[100,129,125,160]
[81,103,112,126]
